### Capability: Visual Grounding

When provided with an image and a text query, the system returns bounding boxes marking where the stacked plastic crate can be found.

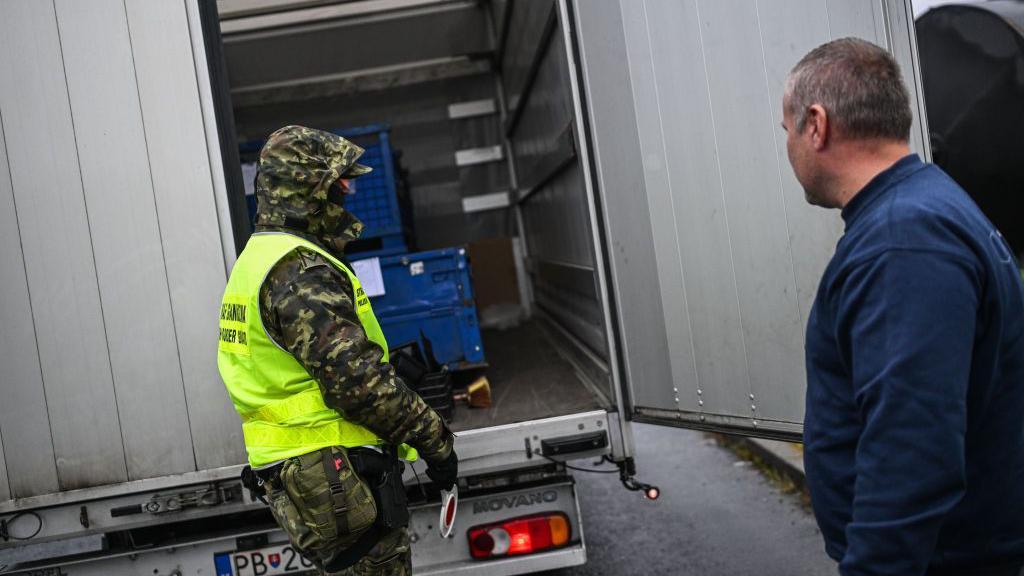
[364,248,486,372]
[238,125,410,258]
[334,127,486,371]
[332,125,410,258]
[240,125,485,370]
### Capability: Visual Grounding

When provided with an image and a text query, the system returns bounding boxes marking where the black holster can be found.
[240,465,268,504]
[323,446,409,572]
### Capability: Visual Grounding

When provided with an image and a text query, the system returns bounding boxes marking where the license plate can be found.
[214,543,315,576]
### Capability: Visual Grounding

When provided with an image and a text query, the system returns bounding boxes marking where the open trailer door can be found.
[497,0,626,422]
[567,0,932,441]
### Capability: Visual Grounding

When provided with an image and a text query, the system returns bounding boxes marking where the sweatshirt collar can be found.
[841,153,923,227]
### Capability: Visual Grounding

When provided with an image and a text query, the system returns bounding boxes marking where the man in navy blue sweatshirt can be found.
[782,38,1024,576]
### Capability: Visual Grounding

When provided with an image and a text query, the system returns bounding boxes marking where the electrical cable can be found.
[408,461,429,500]
[540,454,620,474]
[0,511,43,541]
[541,454,661,499]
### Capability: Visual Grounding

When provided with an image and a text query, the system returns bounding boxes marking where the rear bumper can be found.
[412,478,586,575]
[418,545,586,576]
[3,479,586,576]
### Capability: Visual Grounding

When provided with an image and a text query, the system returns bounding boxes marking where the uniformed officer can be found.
[218,125,458,575]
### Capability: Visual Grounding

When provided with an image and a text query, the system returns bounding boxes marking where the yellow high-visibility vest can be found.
[217,232,416,467]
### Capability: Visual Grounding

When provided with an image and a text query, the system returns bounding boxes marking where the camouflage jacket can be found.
[252,126,452,463]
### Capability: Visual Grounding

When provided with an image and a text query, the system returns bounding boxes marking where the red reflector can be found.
[444,499,457,525]
[467,512,571,560]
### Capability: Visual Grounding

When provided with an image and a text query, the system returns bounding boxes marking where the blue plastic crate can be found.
[238,125,406,246]
[378,306,485,371]
[356,247,486,370]
[337,127,403,240]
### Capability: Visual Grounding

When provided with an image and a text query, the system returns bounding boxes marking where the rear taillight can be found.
[467,512,571,559]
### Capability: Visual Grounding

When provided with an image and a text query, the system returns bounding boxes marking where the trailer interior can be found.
[219,0,618,432]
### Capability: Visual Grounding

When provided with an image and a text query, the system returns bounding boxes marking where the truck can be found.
[0,0,930,574]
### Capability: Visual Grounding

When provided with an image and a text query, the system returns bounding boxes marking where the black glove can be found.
[425,449,458,491]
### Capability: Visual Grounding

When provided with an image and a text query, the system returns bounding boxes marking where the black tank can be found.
[916,1,1024,258]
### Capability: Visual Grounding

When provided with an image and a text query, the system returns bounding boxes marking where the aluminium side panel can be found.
[884,0,932,160]
[619,0,753,423]
[756,0,843,353]
[576,0,929,438]
[501,0,556,115]
[0,0,129,490]
[570,1,676,416]
[694,0,808,424]
[0,90,60,502]
[53,0,197,480]
[506,0,614,401]
[125,0,245,470]
[0,0,243,502]
[0,92,59,500]
[0,429,7,503]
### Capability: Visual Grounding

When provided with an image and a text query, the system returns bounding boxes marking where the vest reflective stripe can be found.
[242,418,380,448]
[218,232,416,467]
[241,388,331,424]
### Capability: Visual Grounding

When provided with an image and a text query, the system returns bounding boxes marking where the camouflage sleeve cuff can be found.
[418,427,455,465]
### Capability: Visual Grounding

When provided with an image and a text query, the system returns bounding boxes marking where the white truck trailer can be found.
[0,1,930,574]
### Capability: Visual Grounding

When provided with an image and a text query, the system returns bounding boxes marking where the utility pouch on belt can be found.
[323,446,409,572]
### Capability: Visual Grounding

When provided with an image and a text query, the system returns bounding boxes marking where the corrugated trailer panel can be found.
[54,0,197,480]
[125,0,244,471]
[696,0,809,423]
[757,0,847,349]
[0,0,129,492]
[620,0,751,421]
[576,0,928,436]
[502,0,555,114]
[0,98,59,499]
[506,0,611,373]
[0,427,8,503]
[571,2,675,414]
[755,0,856,420]
[0,0,244,500]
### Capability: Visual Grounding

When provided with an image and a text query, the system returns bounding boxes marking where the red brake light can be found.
[468,512,571,559]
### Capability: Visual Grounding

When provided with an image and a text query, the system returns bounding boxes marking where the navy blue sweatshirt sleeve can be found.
[836,249,979,576]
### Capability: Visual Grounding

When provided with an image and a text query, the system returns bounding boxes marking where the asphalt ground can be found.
[542,424,836,576]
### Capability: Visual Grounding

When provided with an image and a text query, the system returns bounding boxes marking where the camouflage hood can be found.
[254,125,372,254]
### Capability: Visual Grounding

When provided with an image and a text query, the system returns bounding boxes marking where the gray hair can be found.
[785,37,912,141]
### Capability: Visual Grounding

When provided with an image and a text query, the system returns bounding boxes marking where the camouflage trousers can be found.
[324,527,410,576]
[263,447,411,575]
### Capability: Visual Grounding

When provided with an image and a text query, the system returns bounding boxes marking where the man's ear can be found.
[807,104,829,151]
